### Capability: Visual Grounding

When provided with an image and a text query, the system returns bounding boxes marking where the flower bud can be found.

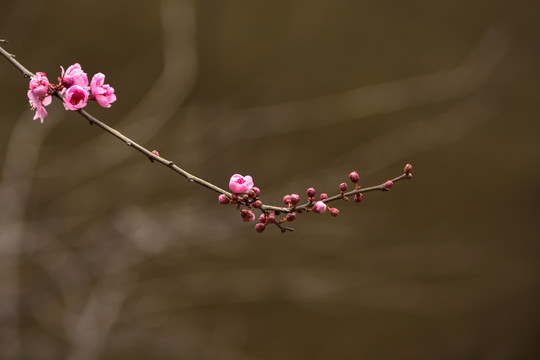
[151,150,160,156]
[255,223,266,233]
[290,194,300,205]
[329,208,340,217]
[306,187,316,198]
[241,209,255,222]
[218,194,230,204]
[339,183,347,192]
[286,212,297,222]
[267,213,276,224]
[404,163,413,174]
[258,214,267,223]
[248,189,257,199]
[251,187,260,196]
[320,193,328,201]
[312,201,327,214]
[383,180,393,191]
[349,171,359,184]
[354,193,363,203]
[253,200,263,208]
[283,195,292,206]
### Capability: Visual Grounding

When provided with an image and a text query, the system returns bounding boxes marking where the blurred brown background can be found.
[1,1,539,359]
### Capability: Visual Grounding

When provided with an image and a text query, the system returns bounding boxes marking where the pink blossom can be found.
[29,72,50,98]
[27,72,52,123]
[61,63,88,89]
[28,91,52,123]
[312,201,327,214]
[90,73,116,108]
[63,85,89,111]
[229,174,254,194]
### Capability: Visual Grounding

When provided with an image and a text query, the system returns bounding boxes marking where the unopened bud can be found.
[349,171,359,184]
[320,193,328,201]
[267,213,276,223]
[307,187,316,198]
[218,194,230,204]
[251,186,261,196]
[255,223,266,233]
[404,163,413,174]
[253,200,262,208]
[329,208,340,217]
[283,195,292,206]
[241,209,255,222]
[312,201,327,214]
[354,193,362,203]
[286,212,297,222]
[383,180,393,191]
[290,194,300,205]
[339,183,347,192]
[258,214,266,223]
[248,189,257,199]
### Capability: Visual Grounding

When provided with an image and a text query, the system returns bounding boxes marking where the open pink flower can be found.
[61,63,88,89]
[90,73,116,108]
[229,174,254,194]
[27,72,52,123]
[63,85,89,110]
[28,91,52,123]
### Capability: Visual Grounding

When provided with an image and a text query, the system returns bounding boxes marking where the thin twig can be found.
[0,43,412,232]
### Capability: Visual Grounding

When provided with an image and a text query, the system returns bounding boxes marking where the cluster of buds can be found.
[217,164,413,233]
[218,174,261,229]
[27,63,116,123]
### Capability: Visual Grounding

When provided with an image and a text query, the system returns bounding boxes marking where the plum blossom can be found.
[27,72,52,123]
[60,63,88,89]
[229,174,254,194]
[26,63,117,121]
[90,73,116,108]
[63,85,89,110]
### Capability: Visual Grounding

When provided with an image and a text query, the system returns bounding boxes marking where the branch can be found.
[0,41,413,233]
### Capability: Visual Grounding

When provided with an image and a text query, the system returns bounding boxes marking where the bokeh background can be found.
[1,0,539,359]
